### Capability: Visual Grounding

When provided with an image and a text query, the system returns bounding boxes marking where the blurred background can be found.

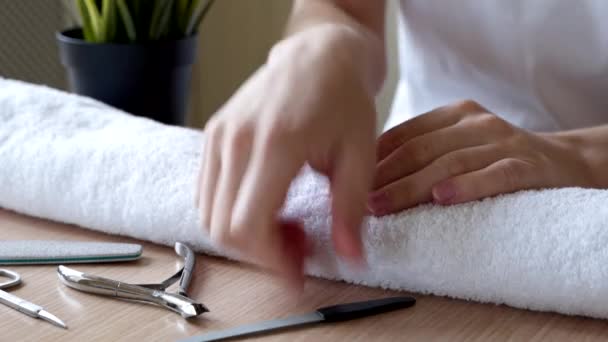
[0,0,399,129]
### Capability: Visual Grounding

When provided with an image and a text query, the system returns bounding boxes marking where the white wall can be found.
[376,0,400,130]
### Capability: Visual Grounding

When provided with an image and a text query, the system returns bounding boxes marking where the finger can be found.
[199,121,223,231]
[432,158,537,205]
[374,121,494,189]
[377,100,483,161]
[330,143,374,260]
[195,135,208,208]
[230,135,305,273]
[369,144,504,215]
[209,127,253,245]
[279,220,311,292]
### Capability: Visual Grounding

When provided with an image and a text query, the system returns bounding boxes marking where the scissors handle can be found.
[0,269,21,289]
[0,289,42,317]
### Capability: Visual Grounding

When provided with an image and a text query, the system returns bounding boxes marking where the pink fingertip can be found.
[433,181,457,205]
[367,192,391,216]
[333,220,365,263]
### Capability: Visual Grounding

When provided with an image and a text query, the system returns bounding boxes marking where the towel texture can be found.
[1,78,608,319]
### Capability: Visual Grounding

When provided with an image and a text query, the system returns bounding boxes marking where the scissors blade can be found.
[38,309,68,329]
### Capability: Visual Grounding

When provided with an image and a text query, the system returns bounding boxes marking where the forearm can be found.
[550,125,608,188]
[271,0,387,94]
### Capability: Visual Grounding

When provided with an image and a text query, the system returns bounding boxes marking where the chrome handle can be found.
[58,265,154,300]
[0,269,21,289]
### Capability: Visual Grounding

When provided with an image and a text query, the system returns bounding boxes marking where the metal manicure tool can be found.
[57,242,208,318]
[0,269,67,329]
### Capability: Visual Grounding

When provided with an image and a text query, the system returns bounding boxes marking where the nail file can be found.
[179,296,416,342]
[0,240,142,265]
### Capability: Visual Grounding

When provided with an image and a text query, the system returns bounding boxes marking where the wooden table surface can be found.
[1,209,607,341]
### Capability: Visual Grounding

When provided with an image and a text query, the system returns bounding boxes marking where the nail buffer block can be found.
[0,240,142,265]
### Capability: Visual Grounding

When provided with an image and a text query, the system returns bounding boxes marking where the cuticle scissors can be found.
[57,242,207,318]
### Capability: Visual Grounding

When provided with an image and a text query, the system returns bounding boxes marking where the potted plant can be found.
[57,0,214,125]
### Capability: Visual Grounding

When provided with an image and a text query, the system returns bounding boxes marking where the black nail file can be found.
[180,296,416,342]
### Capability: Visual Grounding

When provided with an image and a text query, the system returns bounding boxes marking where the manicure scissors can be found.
[0,269,67,329]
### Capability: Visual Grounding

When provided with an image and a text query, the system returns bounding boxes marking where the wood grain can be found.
[0,209,607,341]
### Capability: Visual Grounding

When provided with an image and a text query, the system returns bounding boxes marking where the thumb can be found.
[330,144,374,261]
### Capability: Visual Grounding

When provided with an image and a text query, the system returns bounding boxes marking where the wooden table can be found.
[1,209,607,341]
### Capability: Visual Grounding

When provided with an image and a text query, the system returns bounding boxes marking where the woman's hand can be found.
[369,100,596,215]
[198,26,378,285]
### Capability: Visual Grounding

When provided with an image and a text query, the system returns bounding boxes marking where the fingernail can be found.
[343,248,368,270]
[368,192,391,216]
[337,230,362,259]
[332,219,363,260]
[433,182,457,204]
[334,223,367,267]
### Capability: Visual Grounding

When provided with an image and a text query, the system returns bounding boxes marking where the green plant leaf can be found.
[74,0,211,42]
[149,0,173,40]
[83,0,103,42]
[101,0,117,42]
[176,0,190,33]
[132,0,142,17]
[158,1,174,38]
[76,0,95,41]
[117,0,137,42]
[185,0,214,35]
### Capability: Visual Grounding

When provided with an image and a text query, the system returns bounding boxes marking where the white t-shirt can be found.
[387,0,608,132]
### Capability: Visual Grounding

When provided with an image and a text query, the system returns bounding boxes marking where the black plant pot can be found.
[56,28,198,126]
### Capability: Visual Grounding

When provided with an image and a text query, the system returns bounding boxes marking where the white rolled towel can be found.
[1,78,608,319]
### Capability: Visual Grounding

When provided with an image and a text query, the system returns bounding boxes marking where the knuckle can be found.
[260,124,289,149]
[491,142,511,159]
[200,211,211,231]
[377,134,399,156]
[454,99,482,113]
[407,149,426,167]
[373,165,389,186]
[394,185,417,210]
[440,155,469,176]
[382,181,418,213]
[505,132,529,150]
[210,229,232,248]
[471,113,497,129]
[204,115,220,133]
[406,139,434,167]
[225,125,253,153]
[497,158,526,189]
[259,126,303,159]
[204,117,224,143]
[471,113,515,136]
[229,216,253,246]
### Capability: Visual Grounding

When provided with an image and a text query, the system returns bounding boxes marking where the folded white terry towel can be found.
[1,78,608,319]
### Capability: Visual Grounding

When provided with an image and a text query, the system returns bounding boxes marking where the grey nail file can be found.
[0,240,143,265]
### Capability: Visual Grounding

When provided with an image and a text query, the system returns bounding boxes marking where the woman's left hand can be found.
[368,100,595,215]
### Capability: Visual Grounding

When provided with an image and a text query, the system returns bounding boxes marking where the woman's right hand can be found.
[197,25,379,285]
